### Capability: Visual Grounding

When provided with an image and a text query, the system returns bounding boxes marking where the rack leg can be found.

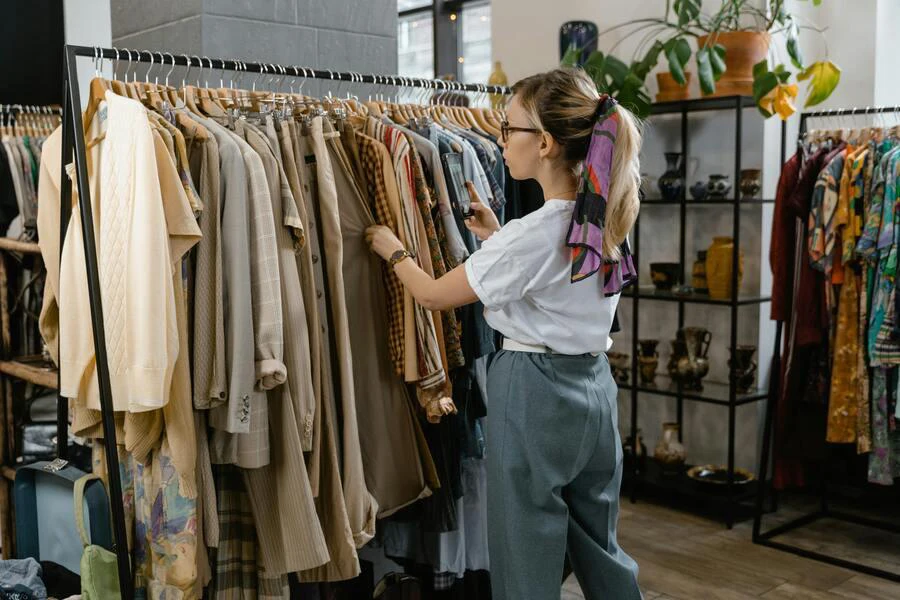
[64,45,134,600]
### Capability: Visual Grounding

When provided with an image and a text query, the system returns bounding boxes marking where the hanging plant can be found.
[561,0,840,119]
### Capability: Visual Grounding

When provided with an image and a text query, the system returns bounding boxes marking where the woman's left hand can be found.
[366,225,405,261]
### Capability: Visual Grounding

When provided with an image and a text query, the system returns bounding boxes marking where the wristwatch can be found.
[389,249,415,268]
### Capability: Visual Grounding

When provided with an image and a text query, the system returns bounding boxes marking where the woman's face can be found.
[500,95,543,181]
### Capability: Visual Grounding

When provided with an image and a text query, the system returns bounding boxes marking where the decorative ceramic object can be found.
[680,327,711,390]
[706,236,744,300]
[650,262,680,291]
[488,61,508,109]
[668,339,691,383]
[638,339,660,358]
[623,429,648,474]
[638,356,659,384]
[559,21,598,66]
[608,352,630,385]
[697,32,771,97]
[740,168,762,198]
[656,71,692,102]
[729,345,758,393]
[706,174,732,199]
[654,422,687,474]
[687,465,756,492]
[657,152,684,202]
[690,181,709,200]
[637,339,660,384]
[691,250,709,294]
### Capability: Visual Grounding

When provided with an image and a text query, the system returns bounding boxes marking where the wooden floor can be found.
[561,500,900,600]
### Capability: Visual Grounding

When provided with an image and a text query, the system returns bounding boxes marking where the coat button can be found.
[312,254,319,263]
[219,392,226,399]
[316,290,323,299]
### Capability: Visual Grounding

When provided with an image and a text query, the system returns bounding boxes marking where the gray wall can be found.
[111,0,397,91]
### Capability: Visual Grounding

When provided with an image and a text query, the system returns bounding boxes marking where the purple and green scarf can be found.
[565,94,637,294]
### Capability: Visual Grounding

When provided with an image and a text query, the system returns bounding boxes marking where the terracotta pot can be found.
[706,236,744,300]
[656,71,692,102]
[697,31,770,97]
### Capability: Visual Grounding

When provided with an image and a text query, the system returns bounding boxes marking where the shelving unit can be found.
[625,95,776,528]
[0,239,54,558]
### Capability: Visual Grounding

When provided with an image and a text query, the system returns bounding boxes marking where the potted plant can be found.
[561,0,840,119]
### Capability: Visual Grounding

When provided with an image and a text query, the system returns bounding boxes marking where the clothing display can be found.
[0,107,59,240]
[35,68,518,599]
[770,129,900,488]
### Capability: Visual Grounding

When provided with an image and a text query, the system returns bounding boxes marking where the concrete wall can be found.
[64,0,113,108]
[110,0,397,94]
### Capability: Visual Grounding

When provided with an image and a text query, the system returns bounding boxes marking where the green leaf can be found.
[561,43,580,67]
[583,51,606,86]
[786,20,805,70]
[752,71,779,118]
[605,55,630,87]
[633,41,664,81]
[813,0,822,5]
[710,43,727,80]
[665,38,692,85]
[674,0,701,26]
[753,58,769,79]
[798,60,841,107]
[615,73,652,119]
[696,47,716,95]
[773,64,792,84]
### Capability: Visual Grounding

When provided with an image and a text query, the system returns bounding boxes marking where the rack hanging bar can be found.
[69,44,514,95]
[801,104,900,119]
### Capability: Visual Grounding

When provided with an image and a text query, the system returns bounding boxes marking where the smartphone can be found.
[441,152,474,219]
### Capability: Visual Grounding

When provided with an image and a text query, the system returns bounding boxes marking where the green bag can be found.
[73,475,121,600]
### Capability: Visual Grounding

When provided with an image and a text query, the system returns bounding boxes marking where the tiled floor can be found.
[560,499,900,599]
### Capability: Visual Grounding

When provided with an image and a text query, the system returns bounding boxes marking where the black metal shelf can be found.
[627,92,773,529]
[641,197,775,205]
[619,374,768,407]
[650,94,756,115]
[623,286,771,306]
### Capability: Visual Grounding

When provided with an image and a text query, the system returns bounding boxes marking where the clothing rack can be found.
[752,104,900,583]
[59,43,512,599]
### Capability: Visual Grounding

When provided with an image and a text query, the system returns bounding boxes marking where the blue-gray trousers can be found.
[486,350,642,600]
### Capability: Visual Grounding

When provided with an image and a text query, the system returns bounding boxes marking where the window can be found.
[397,0,492,85]
[460,2,491,85]
[398,12,435,79]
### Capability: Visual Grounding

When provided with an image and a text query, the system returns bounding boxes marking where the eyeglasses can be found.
[500,120,541,143]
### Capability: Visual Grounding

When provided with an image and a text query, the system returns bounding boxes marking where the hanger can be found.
[84,47,112,131]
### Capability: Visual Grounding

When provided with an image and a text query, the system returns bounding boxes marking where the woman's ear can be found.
[539,130,559,160]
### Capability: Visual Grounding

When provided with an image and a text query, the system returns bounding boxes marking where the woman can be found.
[366,67,643,600]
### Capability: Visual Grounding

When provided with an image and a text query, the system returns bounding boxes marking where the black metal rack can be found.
[752,104,900,583]
[624,95,776,528]
[59,44,511,599]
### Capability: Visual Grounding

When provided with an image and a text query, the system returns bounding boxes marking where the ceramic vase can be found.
[692,250,709,294]
[637,339,660,384]
[706,236,744,300]
[654,422,687,474]
[706,174,732,198]
[658,152,684,202]
[729,345,758,393]
[740,168,762,198]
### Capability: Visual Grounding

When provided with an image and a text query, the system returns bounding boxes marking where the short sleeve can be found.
[464,219,541,310]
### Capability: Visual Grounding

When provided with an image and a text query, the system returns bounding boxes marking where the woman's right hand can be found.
[463,181,501,241]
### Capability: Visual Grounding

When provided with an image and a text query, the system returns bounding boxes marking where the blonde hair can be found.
[512,67,642,260]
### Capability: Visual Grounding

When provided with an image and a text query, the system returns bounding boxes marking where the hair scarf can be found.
[565,94,637,293]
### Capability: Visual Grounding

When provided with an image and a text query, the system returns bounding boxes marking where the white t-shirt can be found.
[464,199,620,354]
